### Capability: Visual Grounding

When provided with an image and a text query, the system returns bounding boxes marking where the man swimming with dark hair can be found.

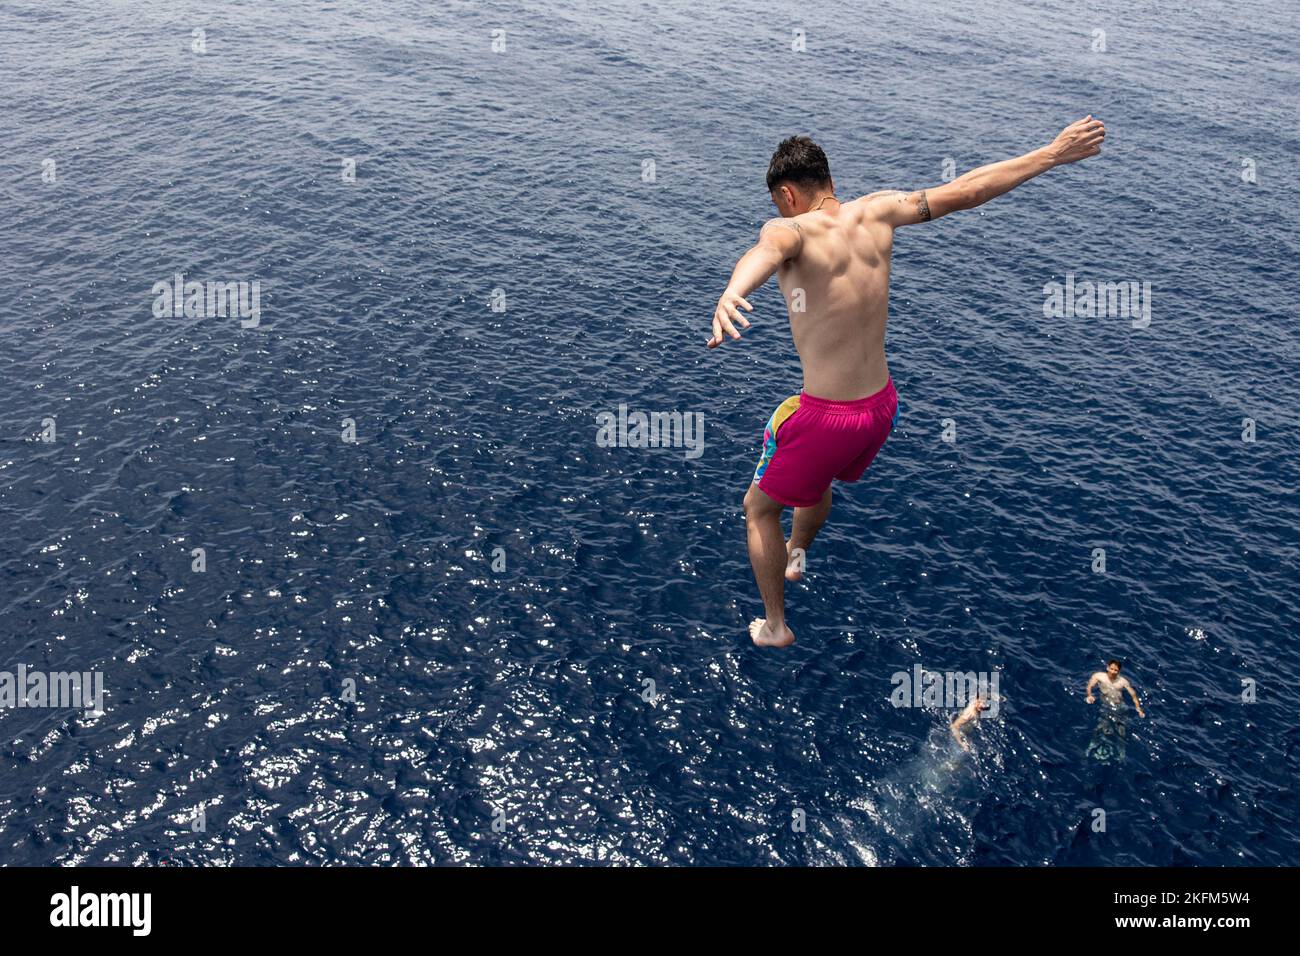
[1087,659,1146,717]
[709,117,1106,646]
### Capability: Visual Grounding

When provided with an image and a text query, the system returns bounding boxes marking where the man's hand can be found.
[1086,694,1095,704]
[1047,115,1106,165]
[707,219,801,347]
[707,290,753,348]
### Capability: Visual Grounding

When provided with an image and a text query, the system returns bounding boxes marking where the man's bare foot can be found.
[749,617,796,648]
[785,542,806,582]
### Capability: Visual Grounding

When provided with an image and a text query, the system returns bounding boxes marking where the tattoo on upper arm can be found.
[916,190,932,222]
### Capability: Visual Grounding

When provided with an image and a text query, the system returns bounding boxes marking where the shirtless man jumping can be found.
[709,117,1106,647]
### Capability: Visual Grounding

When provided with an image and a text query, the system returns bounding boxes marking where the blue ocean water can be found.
[1,0,1297,866]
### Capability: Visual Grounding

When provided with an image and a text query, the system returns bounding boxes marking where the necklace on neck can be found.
[810,194,839,212]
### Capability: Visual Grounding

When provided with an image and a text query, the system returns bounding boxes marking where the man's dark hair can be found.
[766,135,832,192]
[1107,659,1122,670]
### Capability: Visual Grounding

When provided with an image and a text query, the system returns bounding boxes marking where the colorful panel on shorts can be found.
[753,394,801,483]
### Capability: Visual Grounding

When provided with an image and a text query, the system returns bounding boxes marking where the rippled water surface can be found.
[1,0,1298,865]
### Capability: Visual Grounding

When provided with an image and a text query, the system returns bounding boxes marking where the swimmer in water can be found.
[950,694,991,753]
[1086,659,1146,717]
[710,118,1106,647]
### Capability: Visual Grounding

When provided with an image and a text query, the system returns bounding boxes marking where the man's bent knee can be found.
[744,482,782,520]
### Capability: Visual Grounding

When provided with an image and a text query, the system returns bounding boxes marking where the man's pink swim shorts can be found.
[752,379,899,508]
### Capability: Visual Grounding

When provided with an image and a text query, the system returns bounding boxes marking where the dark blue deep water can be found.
[2,0,1298,865]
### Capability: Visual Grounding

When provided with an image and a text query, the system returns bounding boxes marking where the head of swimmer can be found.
[1106,659,1123,680]
[767,136,835,217]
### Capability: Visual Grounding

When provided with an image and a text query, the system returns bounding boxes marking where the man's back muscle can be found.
[773,199,895,401]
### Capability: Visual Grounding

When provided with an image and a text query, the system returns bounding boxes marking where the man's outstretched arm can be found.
[707,219,803,348]
[866,115,1106,226]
